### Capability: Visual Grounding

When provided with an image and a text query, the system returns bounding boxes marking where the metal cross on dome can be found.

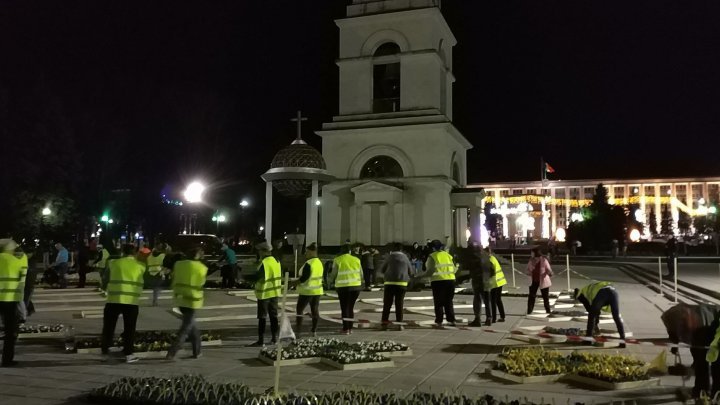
[290,110,308,141]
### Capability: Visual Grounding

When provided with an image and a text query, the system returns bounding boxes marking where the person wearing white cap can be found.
[0,239,27,366]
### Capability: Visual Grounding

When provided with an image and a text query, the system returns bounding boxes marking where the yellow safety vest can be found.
[579,281,612,313]
[430,251,456,282]
[298,257,324,296]
[106,257,146,305]
[255,256,282,300]
[95,249,110,269]
[147,253,166,276]
[333,253,362,288]
[485,255,507,290]
[0,253,27,302]
[172,259,208,309]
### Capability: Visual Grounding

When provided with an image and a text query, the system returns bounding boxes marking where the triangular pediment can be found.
[351,181,402,193]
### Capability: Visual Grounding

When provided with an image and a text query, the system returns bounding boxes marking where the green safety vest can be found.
[95,249,110,269]
[485,255,507,290]
[172,259,208,309]
[147,253,166,276]
[255,256,282,300]
[579,281,612,313]
[298,257,324,296]
[430,251,456,282]
[0,253,27,302]
[106,257,146,305]
[333,253,362,288]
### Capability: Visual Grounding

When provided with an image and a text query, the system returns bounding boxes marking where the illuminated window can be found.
[360,155,403,179]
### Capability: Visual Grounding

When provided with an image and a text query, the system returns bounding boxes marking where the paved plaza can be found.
[0,263,713,405]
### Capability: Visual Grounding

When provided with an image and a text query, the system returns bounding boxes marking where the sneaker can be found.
[311,331,317,338]
[498,318,505,323]
[100,354,111,363]
[245,341,264,347]
[468,320,482,327]
[618,343,627,349]
[397,325,405,331]
[484,320,492,326]
[125,355,139,363]
[1,360,18,367]
[338,329,350,335]
[191,353,202,359]
[270,339,277,345]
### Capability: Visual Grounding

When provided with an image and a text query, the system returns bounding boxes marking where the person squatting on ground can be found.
[379,242,412,330]
[0,239,28,367]
[247,242,282,346]
[574,281,626,347]
[167,247,207,360]
[146,243,168,306]
[485,248,506,324]
[293,243,323,337]
[526,247,553,314]
[219,243,238,289]
[101,244,146,363]
[662,303,720,399]
[329,243,363,335]
[423,239,458,327]
[467,242,491,327]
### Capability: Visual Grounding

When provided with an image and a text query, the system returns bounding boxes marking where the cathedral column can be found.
[265,181,273,245]
[469,207,482,243]
[455,207,468,248]
[306,180,319,245]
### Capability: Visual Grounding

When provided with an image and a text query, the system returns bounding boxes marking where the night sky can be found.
[2,0,719,227]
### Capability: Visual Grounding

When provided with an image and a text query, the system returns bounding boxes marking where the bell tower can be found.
[316,0,475,247]
[337,0,455,119]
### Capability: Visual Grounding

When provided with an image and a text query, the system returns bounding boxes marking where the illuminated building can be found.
[468,177,720,240]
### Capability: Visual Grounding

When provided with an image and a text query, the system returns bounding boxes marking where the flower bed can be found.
[16,323,67,339]
[489,348,655,389]
[89,376,553,404]
[544,327,584,336]
[75,331,221,354]
[258,338,409,369]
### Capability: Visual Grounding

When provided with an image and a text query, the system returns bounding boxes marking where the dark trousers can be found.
[220,264,236,288]
[170,307,200,356]
[101,303,139,355]
[381,285,406,322]
[691,348,720,397]
[363,268,374,287]
[431,280,456,324]
[490,287,505,321]
[667,255,676,277]
[56,263,68,288]
[0,301,19,365]
[336,287,360,331]
[586,287,625,339]
[527,282,551,314]
[471,281,491,322]
[296,295,320,333]
[77,265,88,288]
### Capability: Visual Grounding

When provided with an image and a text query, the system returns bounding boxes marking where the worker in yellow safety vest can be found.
[0,239,27,367]
[146,242,168,306]
[329,243,363,334]
[101,244,146,363]
[167,247,207,360]
[379,242,412,330]
[247,241,282,347]
[484,248,507,325]
[293,243,323,337]
[422,239,458,327]
[574,281,626,347]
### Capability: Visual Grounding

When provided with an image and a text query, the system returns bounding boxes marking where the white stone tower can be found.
[317,0,477,247]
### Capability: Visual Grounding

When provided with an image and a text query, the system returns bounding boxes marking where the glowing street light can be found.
[239,200,249,208]
[184,181,205,203]
[109,219,114,224]
[41,207,52,216]
[315,200,321,206]
[629,229,641,242]
[709,206,718,215]
[101,215,109,222]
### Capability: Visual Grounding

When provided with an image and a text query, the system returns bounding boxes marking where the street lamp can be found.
[212,213,227,235]
[42,207,52,216]
[183,181,205,203]
[239,200,249,208]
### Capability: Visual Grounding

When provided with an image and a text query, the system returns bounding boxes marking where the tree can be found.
[648,210,658,236]
[677,211,691,235]
[660,208,673,235]
[566,184,626,252]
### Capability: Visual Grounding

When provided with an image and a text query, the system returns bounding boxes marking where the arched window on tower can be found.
[373,42,401,113]
[360,155,404,179]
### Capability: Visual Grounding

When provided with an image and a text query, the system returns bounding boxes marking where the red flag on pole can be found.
[545,162,556,173]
